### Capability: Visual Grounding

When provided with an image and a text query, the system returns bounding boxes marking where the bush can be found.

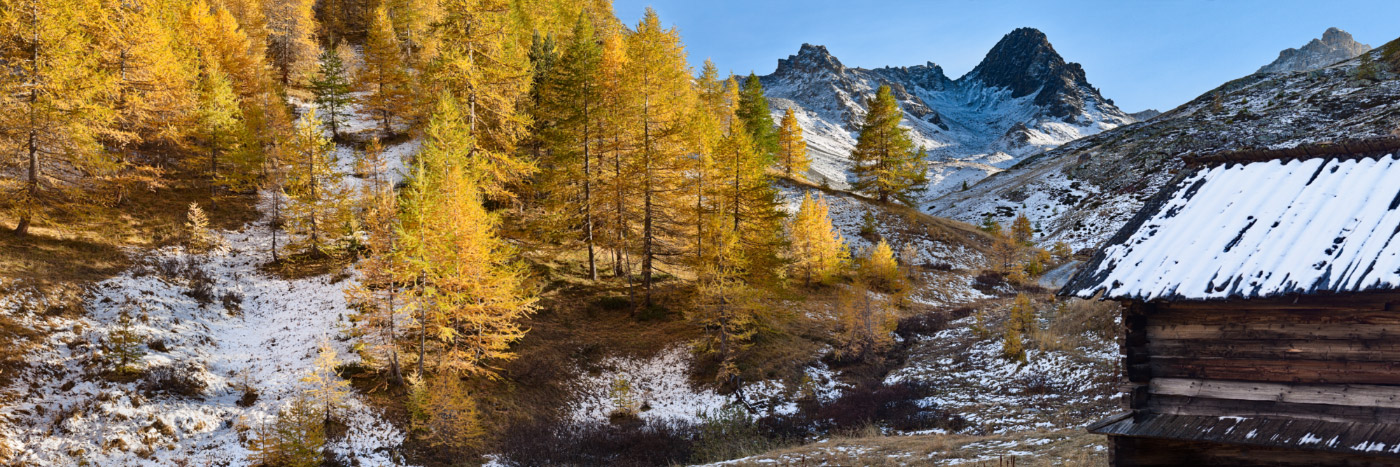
[141,361,209,397]
[896,307,973,339]
[184,265,217,308]
[972,271,1007,294]
[499,417,697,467]
[812,382,966,433]
[691,404,782,464]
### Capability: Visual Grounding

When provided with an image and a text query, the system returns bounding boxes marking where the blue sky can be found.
[612,0,1400,113]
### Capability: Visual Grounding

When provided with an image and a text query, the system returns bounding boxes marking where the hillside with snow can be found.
[760,28,1133,199]
[930,41,1400,251]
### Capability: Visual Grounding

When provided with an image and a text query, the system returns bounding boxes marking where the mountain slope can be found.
[760,28,1131,199]
[1258,27,1372,74]
[932,42,1400,251]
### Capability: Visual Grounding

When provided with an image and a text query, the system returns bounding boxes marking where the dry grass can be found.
[0,167,259,287]
[1032,298,1121,353]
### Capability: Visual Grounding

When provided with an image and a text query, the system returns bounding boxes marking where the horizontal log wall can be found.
[1139,294,1400,422]
[1110,435,1400,466]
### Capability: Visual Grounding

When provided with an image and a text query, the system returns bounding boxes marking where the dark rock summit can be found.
[1257,27,1372,74]
[960,27,1109,121]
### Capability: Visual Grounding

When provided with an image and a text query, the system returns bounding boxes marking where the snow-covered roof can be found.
[1063,150,1400,301]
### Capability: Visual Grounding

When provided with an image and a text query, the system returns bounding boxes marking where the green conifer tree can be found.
[310,47,353,140]
[850,85,929,205]
[736,73,778,161]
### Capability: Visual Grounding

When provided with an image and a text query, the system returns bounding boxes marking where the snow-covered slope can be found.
[0,194,407,465]
[760,28,1131,199]
[932,42,1400,251]
[1258,27,1372,75]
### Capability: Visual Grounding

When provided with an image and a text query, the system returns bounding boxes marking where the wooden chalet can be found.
[1061,138,1400,466]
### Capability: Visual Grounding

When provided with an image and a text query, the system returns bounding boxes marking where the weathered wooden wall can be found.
[1110,435,1400,466]
[1109,293,1400,465]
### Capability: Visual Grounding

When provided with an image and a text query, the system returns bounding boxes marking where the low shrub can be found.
[499,417,697,467]
[141,361,209,397]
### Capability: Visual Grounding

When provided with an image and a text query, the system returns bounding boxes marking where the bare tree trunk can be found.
[583,97,597,281]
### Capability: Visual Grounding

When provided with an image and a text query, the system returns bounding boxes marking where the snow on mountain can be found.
[760,28,1131,199]
[1257,27,1372,75]
[931,43,1400,251]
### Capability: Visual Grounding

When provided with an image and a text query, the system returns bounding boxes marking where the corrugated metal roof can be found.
[1063,154,1400,301]
[1091,412,1400,456]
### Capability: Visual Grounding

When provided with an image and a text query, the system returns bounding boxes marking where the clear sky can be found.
[611,0,1400,113]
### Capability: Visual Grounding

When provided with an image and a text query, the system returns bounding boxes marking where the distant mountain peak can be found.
[1258,27,1372,74]
[774,43,846,77]
[758,27,1131,197]
[962,27,1113,121]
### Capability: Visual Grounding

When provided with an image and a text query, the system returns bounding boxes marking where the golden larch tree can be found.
[398,96,536,378]
[358,5,411,136]
[282,109,346,255]
[624,8,696,305]
[777,107,809,178]
[789,192,848,286]
[0,0,116,235]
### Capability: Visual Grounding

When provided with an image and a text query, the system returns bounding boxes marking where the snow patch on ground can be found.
[0,194,406,465]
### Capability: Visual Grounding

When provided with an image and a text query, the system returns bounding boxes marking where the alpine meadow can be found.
[2,0,1400,465]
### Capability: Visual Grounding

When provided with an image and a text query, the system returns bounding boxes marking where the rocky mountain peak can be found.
[774,43,846,77]
[1257,27,1372,74]
[964,27,1066,97]
[962,27,1118,121]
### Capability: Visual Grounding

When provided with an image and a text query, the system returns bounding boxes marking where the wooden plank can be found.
[1146,323,1400,340]
[1149,394,1400,425]
[1155,291,1400,311]
[1110,433,1400,466]
[1149,309,1400,326]
[1150,378,1400,409]
[1146,339,1400,362]
[1150,357,1400,385]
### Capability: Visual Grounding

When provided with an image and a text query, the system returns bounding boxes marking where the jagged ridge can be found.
[760,28,1130,200]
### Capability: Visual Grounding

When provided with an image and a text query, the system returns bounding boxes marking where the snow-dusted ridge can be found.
[760,28,1133,200]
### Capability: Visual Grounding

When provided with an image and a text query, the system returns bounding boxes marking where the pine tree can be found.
[1011,213,1034,246]
[0,0,116,235]
[625,8,695,306]
[860,239,903,293]
[851,85,929,205]
[419,374,486,453]
[431,0,536,202]
[311,46,353,140]
[736,73,778,161]
[789,192,848,286]
[690,216,760,382]
[302,338,352,427]
[346,139,404,384]
[109,307,145,375]
[539,12,605,279]
[283,109,346,255]
[596,32,634,280]
[1003,293,1033,362]
[712,110,786,287]
[98,0,197,152]
[836,280,895,362]
[185,202,220,252]
[197,64,244,194]
[398,96,536,378]
[358,5,411,136]
[685,59,724,270]
[777,107,809,178]
[266,0,319,86]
